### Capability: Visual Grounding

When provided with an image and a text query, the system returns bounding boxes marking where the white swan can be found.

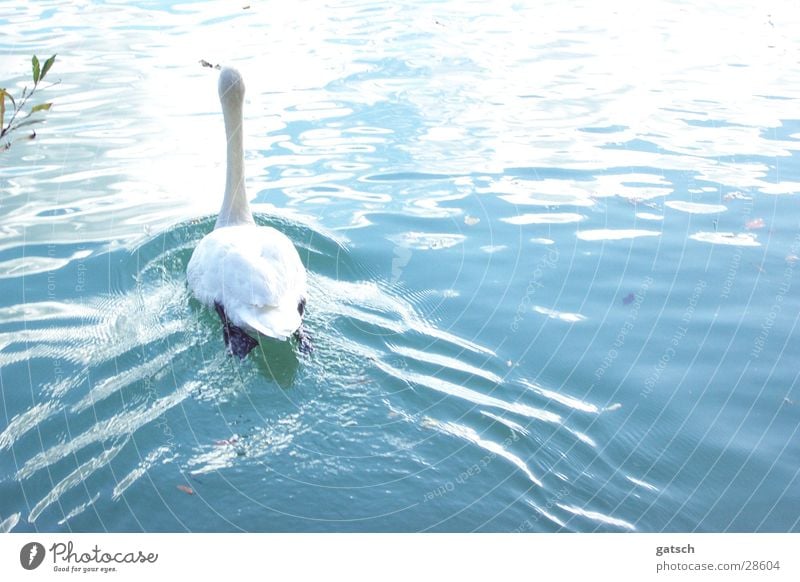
[187,67,310,358]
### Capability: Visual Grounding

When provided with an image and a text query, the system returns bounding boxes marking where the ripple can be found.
[665,200,728,214]
[387,344,502,384]
[502,213,586,225]
[479,410,530,437]
[557,503,636,531]
[532,306,587,323]
[625,475,659,493]
[187,444,243,477]
[0,401,61,451]
[0,301,98,324]
[364,172,454,181]
[480,244,507,254]
[286,184,391,204]
[689,231,761,246]
[49,167,127,185]
[0,513,21,533]
[526,500,567,529]
[389,232,465,250]
[58,493,101,526]
[577,229,661,241]
[490,178,596,207]
[28,442,127,524]
[71,343,192,413]
[112,446,172,501]
[635,212,664,221]
[423,416,542,487]
[376,359,559,424]
[590,174,673,201]
[0,295,188,368]
[0,251,90,279]
[520,379,599,415]
[319,276,494,355]
[758,181,800,195]
[17,381,197,482]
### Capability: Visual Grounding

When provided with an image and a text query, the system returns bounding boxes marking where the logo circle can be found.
[20,542,46,570]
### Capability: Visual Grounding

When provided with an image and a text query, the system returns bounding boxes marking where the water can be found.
[1,0,799,533]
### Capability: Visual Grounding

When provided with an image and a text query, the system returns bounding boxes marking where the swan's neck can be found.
[216,98,254,229]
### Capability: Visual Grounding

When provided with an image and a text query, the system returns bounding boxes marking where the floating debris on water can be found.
[723,191,752,201]
[215,435,240,447]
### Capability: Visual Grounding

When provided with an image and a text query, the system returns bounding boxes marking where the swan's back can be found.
[187,224,306,341]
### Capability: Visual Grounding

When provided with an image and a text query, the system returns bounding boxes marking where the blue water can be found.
[1,0,799,532]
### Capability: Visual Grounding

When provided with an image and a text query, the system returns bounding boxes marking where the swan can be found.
[187,66,311,358]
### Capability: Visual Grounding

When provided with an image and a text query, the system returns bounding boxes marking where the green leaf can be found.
[41,55,56,81]
[31,102,52,113]
[32,55,40,84]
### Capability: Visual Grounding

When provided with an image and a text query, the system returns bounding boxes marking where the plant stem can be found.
[0,79,39,138]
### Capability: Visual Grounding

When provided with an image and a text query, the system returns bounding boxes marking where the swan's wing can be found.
[188,226,306,340]
[227,233,306,339]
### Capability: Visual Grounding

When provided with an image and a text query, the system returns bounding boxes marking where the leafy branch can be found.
[1,54,57,151]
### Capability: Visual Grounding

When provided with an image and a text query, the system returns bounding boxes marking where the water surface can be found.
[1,0,799,532]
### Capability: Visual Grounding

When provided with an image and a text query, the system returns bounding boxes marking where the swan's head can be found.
[218,67,245,108]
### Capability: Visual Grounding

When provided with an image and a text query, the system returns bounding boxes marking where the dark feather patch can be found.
[294,325,313,355]
[215,302,258,359]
